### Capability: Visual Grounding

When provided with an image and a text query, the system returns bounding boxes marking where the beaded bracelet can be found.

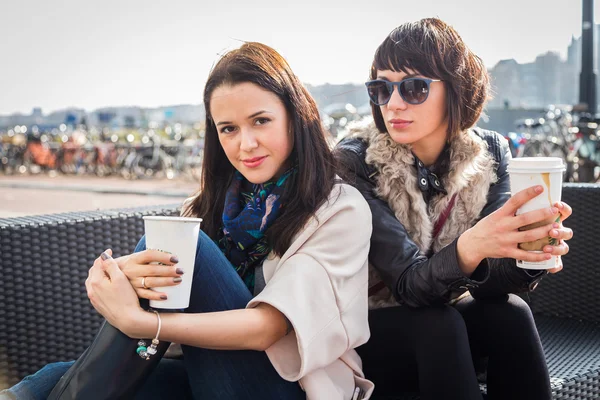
[136,309,161,360]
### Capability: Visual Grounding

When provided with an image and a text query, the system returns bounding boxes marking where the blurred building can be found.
[0,104,206,131]
[489,51,578,109]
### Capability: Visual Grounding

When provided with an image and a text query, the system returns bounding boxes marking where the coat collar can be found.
[413,145,450,201]
[345,119,499,308]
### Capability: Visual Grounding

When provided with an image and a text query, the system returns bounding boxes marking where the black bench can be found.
[1,185,599,399]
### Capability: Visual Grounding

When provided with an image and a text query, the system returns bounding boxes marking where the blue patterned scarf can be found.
[218,168,295,292]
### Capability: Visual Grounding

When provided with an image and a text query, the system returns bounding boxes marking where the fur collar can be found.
[346,120,498,308]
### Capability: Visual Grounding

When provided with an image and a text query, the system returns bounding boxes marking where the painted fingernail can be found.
[173,277,182,283]
[101,252,111,260]
[176,268,184,275]
[170,256,179,264]
[160,295,168,300]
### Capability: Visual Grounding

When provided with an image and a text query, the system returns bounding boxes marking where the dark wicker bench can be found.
[1,185,599,399]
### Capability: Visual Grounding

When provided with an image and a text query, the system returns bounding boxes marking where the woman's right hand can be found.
[114,250,184,301]
[458,185,558,274]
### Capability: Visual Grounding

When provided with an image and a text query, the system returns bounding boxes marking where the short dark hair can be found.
[183,42,336,257]
[370,18,489,139]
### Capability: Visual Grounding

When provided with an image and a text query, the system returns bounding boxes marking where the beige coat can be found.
[247,183,374,399]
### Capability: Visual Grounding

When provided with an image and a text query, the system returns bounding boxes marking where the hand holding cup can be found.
[465,185,561,265]
[116,250,184,301]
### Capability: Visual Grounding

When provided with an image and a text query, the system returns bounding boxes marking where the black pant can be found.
[357,294,551,400]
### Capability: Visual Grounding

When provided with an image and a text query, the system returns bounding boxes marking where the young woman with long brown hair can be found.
[2,42,374,400]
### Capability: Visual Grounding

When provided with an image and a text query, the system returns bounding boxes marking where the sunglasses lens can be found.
[367,81,392,105]
[400,79,429,105]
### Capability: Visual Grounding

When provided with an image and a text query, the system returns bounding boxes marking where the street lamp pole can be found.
[580,0,597,113]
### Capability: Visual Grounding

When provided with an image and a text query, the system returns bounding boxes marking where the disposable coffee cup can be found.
[507,157,565,269]
[143,216,203,309]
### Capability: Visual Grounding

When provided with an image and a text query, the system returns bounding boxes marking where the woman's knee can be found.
[481,294,535,325]
[416,305,465,327]
[463,295,539,344]
[368,305,468,344]
[407,306,469,343]
[405,306,473,362]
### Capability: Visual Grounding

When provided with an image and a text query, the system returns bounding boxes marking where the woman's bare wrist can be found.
[456,229,483,277]
[122,308,156,339]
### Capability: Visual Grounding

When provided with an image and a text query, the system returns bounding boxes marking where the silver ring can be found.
[142,277,149,289]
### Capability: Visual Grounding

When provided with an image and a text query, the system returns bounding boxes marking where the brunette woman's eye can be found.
[255,117,270,125]
[220,125,236,134]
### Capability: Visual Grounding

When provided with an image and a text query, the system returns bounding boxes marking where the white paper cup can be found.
[143,216,203,309]
[507,157,565,269]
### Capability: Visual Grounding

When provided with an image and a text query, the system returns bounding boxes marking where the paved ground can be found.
[0,174,200,218]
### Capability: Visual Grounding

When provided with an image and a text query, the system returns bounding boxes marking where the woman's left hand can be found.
[545,201,573,274]
[85,249,145,336]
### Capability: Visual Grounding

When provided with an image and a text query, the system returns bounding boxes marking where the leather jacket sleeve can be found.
[335,139,490,308]
[468,130,547,299]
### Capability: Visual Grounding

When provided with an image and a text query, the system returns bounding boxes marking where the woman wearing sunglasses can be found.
[335,18,573,400]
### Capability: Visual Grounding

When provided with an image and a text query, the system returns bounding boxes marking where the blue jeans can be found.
[0,360,191,400]
[2,231,305,400]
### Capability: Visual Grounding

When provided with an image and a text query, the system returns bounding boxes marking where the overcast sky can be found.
[0,0,595,115]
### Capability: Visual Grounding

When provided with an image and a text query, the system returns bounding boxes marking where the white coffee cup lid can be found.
[507,157,566,173]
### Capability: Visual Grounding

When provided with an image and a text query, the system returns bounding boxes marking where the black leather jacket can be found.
[335,129,545,308]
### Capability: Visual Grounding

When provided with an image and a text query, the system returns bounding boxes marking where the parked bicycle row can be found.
[3,108,599,183]
[503,106,600,183]
[0,132,204,181]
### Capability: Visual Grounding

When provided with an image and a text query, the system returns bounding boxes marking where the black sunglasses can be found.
[365,78,442,106]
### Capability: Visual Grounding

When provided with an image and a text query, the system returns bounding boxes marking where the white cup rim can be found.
[507,157,566,172]
[507,167,565,173]
[143,216,203,223]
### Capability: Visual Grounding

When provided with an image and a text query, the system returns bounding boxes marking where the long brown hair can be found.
[183,42,336,257]
[370,18,490,139]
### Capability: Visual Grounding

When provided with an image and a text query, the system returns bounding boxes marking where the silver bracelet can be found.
[136,309,161,360]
